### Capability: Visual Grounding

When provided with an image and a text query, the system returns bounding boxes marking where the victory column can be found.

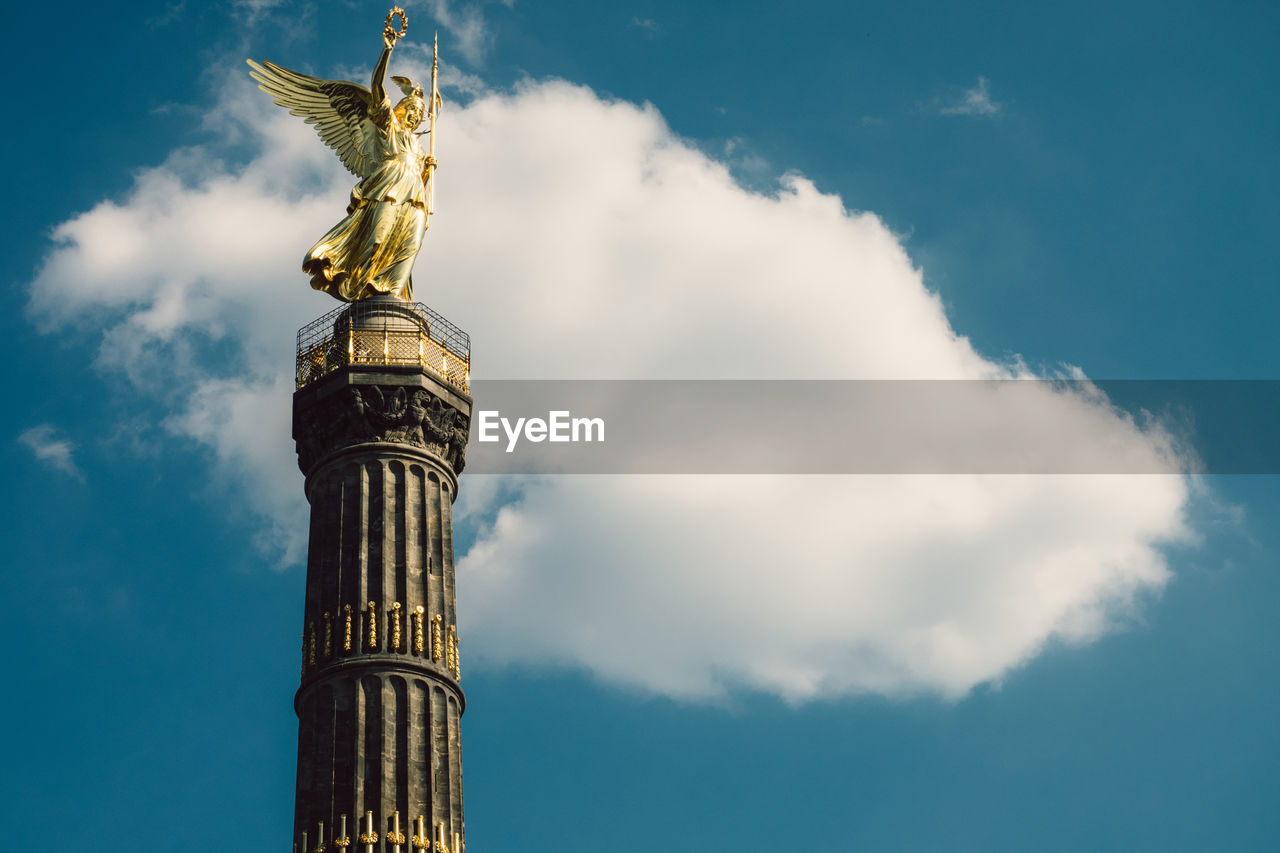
[249,10,473,851]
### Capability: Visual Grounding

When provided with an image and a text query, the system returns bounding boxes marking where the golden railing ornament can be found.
[388,812,406,852]
[445,625,458,676]
[359,811,379,853]
[392,602,403,652]
[431,614,443,663]
[384,7,408,42]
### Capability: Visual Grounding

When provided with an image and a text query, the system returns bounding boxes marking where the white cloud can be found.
[147,1,186,29]
[25,67,1191,701]
[940,76,1001,117]
[19,424,83,480]
[169,374,306,562]
[462,474,1183,699]
[632,17,660,36]
[234,0,287,26]
[420,0,493,66]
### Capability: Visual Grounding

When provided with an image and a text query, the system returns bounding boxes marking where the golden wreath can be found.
[385,7,408,41]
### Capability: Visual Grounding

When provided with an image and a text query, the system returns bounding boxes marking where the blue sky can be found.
[5,1,1280,850]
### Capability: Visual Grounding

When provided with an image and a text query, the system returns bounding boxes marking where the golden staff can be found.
[426,32,441,218]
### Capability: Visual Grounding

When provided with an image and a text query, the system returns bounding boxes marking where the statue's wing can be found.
[247,59,378,179]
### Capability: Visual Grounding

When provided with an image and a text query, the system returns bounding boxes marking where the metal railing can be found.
[296,301,471,393]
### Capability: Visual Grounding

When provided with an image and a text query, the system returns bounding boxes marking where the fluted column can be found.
[291,298,471,852]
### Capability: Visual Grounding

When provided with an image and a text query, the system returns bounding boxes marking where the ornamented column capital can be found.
[295,378,471,476]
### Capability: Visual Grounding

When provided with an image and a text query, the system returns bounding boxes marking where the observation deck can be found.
[296,298,471,393]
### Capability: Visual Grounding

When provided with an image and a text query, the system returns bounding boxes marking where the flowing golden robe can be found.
[304,101,426,302]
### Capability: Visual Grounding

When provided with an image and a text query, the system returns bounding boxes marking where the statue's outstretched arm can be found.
[371,32,395,105]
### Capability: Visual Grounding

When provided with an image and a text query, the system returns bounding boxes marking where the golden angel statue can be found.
[247,8,441,302]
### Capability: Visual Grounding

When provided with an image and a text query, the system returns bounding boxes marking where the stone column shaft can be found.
[291,300,471,852]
